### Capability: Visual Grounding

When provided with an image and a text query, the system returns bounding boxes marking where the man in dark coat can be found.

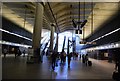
[51,51,57,70]
[67,53,72,68]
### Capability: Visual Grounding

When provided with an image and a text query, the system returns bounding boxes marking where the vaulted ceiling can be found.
[2,2,119,39]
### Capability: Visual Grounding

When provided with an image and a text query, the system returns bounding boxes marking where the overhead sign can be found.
[79,41,96,45]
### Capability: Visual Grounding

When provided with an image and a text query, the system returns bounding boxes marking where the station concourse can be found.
[1,1,120,81]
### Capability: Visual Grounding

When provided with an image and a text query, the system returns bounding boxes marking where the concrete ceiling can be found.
[2,2,119,39]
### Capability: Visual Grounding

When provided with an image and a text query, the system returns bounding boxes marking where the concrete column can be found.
[67,38,69,54]
[62,36,66,52]
[56,33,59,52]
[72,30,75,52]
[32,3,44,61]
[50,24,55,52]
[72,36,76,53]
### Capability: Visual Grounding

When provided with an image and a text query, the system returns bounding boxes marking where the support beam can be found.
[62,36,66,52]
[67,38,69,55]
[47,2,60,33]
[56,33,59,52]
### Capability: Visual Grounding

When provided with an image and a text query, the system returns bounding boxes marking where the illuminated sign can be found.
[79,41,96,45]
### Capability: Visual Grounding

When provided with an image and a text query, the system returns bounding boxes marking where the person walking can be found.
[60,51,64,64]
[51,51,57,70]
[79,54,81,60]
[14,48,18,58]
[114,49,120,73]
[112,49,120,81]
[67,53,72,68]
[18,49,22,56]
[3,48,7,58]
[82,54,85,63]
[85,54,89,66]
[63,51,66,63]
[23,50,26,57]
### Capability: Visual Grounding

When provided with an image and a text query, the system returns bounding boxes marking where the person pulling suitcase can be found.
[88,60,92,66]
[85,54,92,66]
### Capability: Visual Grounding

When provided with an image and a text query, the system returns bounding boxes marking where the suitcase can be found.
[112,71,120,80]
[88,61,92,66]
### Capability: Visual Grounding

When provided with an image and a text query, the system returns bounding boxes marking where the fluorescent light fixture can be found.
[91,27,120,42]
[83,41,120,51]
[0,28,32,41]
[0,40,32,48]
[115,43,119,47]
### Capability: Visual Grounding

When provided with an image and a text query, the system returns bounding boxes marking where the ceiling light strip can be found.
[91,27,120,42]
[0,40,32,48]
[0,28,32,41]
[83,42,120,51]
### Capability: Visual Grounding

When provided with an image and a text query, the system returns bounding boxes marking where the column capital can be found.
[35,2,44,7]
[51,23,56,27]
[40,2,45,7]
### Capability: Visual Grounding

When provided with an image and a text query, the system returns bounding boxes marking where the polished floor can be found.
[2,54,115,80]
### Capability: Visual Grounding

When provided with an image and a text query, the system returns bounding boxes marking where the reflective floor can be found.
[2,54,115,79]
